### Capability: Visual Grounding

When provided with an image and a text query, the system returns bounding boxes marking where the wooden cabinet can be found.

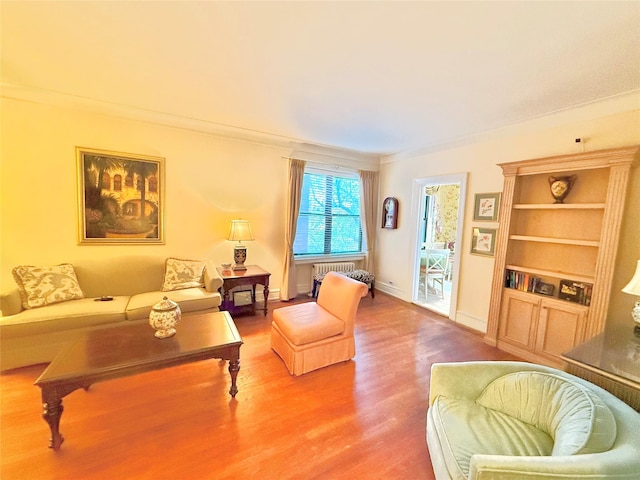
[486,146,638,368]
[497,289,587,365]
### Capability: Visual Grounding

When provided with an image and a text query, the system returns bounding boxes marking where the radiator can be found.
[311,262,355,280]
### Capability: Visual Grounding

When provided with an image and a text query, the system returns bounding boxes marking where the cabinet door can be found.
[535,299,587,363]
[498,290,540,351]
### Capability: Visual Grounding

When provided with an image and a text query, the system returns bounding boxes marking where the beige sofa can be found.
[0,256,223,371]
[427,361,640,480]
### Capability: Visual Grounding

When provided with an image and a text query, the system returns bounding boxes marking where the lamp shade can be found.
[226,219,254,243]
[622,260,640,296]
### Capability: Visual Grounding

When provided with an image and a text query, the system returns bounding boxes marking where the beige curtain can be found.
[281,158,306,300]
[358,169,379,273]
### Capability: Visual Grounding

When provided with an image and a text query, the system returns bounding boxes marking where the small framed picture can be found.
[471,227,497,256]
[473,192,501,221]
[381,197,398,229]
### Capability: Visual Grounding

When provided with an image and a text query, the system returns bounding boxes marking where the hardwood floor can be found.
[0,292,519,480]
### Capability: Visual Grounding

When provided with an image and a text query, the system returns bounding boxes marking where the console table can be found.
[217,265,270,316]
[562,324,640,411]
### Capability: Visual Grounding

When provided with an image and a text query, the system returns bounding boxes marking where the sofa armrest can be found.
[203,261,223,292]
[0,289,23,317]
[470,448,640,480]
[428,361,553,406]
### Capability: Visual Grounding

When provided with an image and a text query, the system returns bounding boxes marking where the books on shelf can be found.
[504,270,540,293]
[504,270,592,306]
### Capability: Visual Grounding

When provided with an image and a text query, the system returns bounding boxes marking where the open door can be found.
[412,173,467,319]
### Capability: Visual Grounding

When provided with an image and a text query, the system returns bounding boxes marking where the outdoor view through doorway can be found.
[413,174,466,318]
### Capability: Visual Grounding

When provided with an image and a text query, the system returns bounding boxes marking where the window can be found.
[294,170,362,256]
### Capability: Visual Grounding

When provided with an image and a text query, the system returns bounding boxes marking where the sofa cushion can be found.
[272,303,345,346]
[431,395,553,480]
[12,264,84,309]
[0,297,129,338]
[161,258,205,291]
[476,371,617,456]
[126,288,220,320]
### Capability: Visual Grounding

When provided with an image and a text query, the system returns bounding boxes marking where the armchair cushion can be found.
[272,302,344,346]
[431,396,553,478]
[476,372,616,456]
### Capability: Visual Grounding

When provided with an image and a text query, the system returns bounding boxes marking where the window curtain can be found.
[358,169,379,273]
[281,158,306,300]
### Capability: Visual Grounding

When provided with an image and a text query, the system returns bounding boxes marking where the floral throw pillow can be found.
[12,264,85,309]
[161,257,206,292]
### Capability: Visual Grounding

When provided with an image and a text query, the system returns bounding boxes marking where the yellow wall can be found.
[1,97,290,294]
[377,97,640,332]
[2,94,639,335]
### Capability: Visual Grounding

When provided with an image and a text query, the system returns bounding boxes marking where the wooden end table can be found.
[217,265,271,316]
[34,311,242,449]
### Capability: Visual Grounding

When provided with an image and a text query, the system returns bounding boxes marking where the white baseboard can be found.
[454,311,487,333]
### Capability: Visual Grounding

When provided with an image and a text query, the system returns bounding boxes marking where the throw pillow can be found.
[161,257,206,291]
[12,263,85,309]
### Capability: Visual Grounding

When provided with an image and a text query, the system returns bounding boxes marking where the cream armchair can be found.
[271,271,368,376]
[426,361,640,480]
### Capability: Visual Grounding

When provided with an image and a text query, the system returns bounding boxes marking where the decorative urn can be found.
[548,175,577,204]
[149,296,181,338]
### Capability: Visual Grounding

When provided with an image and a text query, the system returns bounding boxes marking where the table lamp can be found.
[622,259,640,337]
[226,219,254,271]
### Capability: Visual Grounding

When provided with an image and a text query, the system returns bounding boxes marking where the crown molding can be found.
[0,83,379,169]
[382,90,640,164]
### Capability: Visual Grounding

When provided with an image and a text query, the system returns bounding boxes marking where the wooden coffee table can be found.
[34,311,242,449]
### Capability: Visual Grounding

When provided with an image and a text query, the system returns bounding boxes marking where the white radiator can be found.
[311,262,355,279]
[310,262,356,297]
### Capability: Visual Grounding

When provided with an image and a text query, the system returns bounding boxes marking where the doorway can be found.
[412,173,467,318]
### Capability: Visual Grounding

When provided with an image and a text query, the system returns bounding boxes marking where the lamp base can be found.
[233,245,247,271]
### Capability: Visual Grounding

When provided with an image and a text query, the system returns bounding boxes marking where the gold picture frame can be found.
[77,147,165,244]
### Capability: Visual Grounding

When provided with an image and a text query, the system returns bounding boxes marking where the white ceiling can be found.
[2,1,639,156]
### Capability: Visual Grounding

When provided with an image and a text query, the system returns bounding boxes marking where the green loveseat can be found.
[426,361,640,480]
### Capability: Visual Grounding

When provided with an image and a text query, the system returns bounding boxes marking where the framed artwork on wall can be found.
[470,227,497,256]
[76,147,165,244]
[381,197,398,229]
[473,192,501,221]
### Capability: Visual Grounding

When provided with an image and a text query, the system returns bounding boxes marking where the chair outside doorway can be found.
[423,249,450,299]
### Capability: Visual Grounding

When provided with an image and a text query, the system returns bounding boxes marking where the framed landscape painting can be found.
[77,147,165,244]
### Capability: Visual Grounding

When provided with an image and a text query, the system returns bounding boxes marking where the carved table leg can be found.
[262,284,269,315]
[42,397,64,449]
[228,357,240,398]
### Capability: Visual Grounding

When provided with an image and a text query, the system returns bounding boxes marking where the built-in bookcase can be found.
[485,146,638,368]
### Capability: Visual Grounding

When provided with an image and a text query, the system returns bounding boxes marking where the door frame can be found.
[411,172,467,320]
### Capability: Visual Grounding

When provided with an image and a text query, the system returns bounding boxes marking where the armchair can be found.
[271,272,368,376]
[426,361,640,480]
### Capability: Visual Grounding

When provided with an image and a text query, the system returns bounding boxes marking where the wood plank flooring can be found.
[0,292,519,480]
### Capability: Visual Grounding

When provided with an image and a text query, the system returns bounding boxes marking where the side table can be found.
[562,324,640,411]
[217,265,271,316]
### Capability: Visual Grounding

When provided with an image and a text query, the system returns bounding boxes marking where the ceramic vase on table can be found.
[149,296,181,338]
